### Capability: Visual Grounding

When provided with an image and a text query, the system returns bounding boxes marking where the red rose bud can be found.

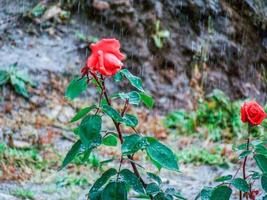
[241,101,266,126]
[81,38,125,76]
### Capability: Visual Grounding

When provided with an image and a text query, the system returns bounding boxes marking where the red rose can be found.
[241,101,266,125]
[81,38,125,76]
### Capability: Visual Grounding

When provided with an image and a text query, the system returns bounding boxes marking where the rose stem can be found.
[238,124,251,200]
[242,125,251,200]
[90,72,151,198]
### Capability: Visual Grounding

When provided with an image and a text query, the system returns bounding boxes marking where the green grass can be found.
[0,143,45,170]
[177,146,228,166]
[11,188,35,200]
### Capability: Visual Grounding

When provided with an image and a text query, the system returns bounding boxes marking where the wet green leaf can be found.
[147,172,162,185]
[101,181,127,200]
[210,185,232,200]
[120,69,144,92]
[254,154,267,173]
[231,178,249,192]
[65,77,87,100]
[122,134,148,155]
[140,92,154,108]
[10,75,29,97]
[120,169,145,194]
[0,70,9,85]
[146,183,160,195]
[70,105,97,123]
[214,175,232,182]
[89,168,117,200]
[77,115,102,148]
[147,140,179,171]
[61,140,82,170]
[239,150,251,159]
[102,105,123,123]
[102,134,118,147]
[123,114,138,127]
[261,174,267,193]
[200,187,212,200]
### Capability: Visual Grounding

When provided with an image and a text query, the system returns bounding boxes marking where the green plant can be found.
[177,146,227,166]
[152,20,170,49]
[0,63,34,98]
[0,143,44,170]
[75,32,99,43]
[197,101,267,200]
[163,89,249,141]
[11,188,35,200]
[61,38,184,199]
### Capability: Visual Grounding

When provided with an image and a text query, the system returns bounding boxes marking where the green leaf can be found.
[236,143,251,151]
[70,105,97,123]
[231,178,249,192]
[61,140,82,169]
[120,169,145,194]
[158,30,170,38]
[165,188,186,200]
[214,175,233,182]
[15,70,35,86]
[101,181,127,200]
[263,195,267,200]
[89,168,117,200]
[77,115,102,148]
[239,150,251,159]
[261,174,267,193]
[200,187,212,200]
[154,192,173,200]
[122,134,148,155]
[146,140,179,171]
[102,134,118,147]
[152,35,163,49]
[254,154,267,173]
[114,91,141,105]
[146,183,160,195]
[65,77,87,100]
[114,72,123,82]
[123,114,138,127]
[210,185,232,200]
[147,172,162,185]
[102,105,123,123]
[31,3,46,17]
[0,70,9,85]
[140,92,154,109]
[251,171,261,180]
[255,144,267,156]
[10,75,29,97]
[120,69,145,92]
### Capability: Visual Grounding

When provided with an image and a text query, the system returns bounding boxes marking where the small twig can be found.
[116,156,123,181]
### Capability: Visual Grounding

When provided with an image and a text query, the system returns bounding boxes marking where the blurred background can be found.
[0,0,267,199]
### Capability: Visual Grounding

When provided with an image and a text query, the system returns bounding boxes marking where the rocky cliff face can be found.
[1,0,267,111]
[84,0,267,110]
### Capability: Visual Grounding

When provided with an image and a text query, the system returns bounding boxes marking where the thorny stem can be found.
[117,156,123,181]
[239,125,251,200]
[89,72,151,199]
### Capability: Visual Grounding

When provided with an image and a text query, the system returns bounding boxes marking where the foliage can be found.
[0,63,34,98]
[0,143,44,170]
[62,50,182,199]
[177,146,227,166]
[152,20,170,49]
[198,126,267,199]
[164,89,267,141]
[11,188,35,200]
